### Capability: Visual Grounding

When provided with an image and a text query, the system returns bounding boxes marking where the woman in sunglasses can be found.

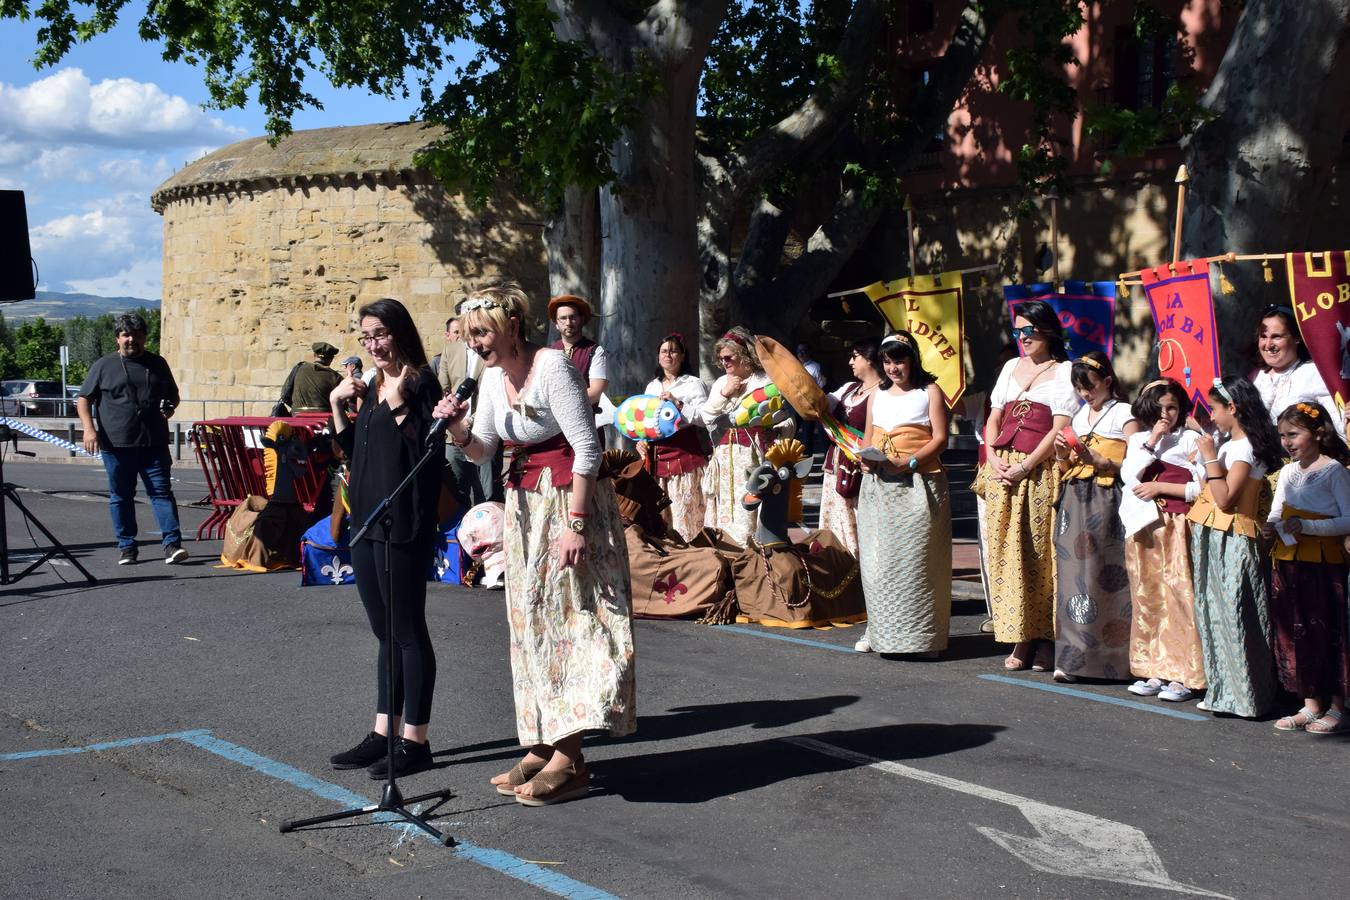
[972,300,1080,672]
[697,326,794,545]
[1252,305,1341,432]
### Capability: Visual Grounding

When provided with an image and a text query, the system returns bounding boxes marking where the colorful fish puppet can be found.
[731,383,785,428]
[614,394,685,441]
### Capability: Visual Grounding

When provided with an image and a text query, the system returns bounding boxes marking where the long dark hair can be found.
[879,332,935,389]
[1131,378,1191,431]
[851,337,884,382]
[1256,305,1311,366]
[652,332,694,380]
[357,298,430,371]
[1277,401,1350,465]
[1070,351,1127,401]
[1012,299,1068,362]
[1209,376,1283,471]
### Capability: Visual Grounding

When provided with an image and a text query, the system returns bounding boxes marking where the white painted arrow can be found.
[784,736,1230,898]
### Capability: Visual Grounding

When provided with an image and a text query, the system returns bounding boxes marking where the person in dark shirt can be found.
[77,313,189,566]
[327,297,443,781]
[276,342,343,413]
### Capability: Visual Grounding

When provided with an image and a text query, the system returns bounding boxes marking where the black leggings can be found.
[351,537,437,727]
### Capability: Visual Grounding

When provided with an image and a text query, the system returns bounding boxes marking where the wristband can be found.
[568,511,591,518]
[451,431,472,448]
[1200,458,1219,466]
[907,457,919,472]
[1142,442,1157,453]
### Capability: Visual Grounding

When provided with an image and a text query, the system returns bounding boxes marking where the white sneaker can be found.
[1128,678,1164,696]
[853,637,873,653]
[1158,682,1195,702]
[1196,699,1211,712]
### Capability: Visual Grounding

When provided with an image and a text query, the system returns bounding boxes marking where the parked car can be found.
[2,380,67,416]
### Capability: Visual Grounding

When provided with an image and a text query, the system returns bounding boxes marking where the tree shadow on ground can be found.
[592,722,1004,804]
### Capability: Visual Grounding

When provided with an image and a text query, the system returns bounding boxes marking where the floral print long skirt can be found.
[503,472,636,745]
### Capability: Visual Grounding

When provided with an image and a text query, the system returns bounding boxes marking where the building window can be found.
[1113,24,1178,110]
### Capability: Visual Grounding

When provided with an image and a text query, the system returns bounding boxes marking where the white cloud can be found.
[97,156,174,189]
[29,191,162,294]
[66,257,162,299]
[0,67,246,150]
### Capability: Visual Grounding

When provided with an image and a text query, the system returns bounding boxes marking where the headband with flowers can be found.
[1296,401,1323,419]
[459,296,508,314]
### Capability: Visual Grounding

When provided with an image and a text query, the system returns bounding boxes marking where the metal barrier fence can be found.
[189,415,333,541]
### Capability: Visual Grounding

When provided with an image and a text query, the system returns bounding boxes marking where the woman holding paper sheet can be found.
[855,332,951,655]
[972,301,1078,672]
[1050,351,1138,682]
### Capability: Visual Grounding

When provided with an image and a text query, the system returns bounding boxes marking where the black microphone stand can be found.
[0,423,96,586]
[281,435,453,845]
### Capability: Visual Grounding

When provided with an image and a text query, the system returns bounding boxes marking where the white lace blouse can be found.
[1254,360,1339,428]
[989,358,1080,417]
[1070,400,1134,441]
[1268,458,1350,534]
[697,371,774,428]
[470,348,601,477]
[643,374,709,430]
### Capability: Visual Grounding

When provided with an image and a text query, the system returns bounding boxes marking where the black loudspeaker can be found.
[0,190,37,301]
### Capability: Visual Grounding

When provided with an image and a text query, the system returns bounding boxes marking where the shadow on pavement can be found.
[593,722,1005,803]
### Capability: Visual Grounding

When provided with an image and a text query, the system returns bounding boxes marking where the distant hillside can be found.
[0,291,161,321]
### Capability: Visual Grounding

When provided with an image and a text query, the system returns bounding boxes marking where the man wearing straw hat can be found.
[547,295,609,407]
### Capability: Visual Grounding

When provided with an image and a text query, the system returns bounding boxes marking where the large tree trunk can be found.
[544,185,601,302]
[1182,0,1350,373]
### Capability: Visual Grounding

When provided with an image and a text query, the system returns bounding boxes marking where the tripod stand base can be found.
[1,483,97,586]
[280,783,455,845]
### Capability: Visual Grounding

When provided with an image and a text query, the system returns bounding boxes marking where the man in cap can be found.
[547,295,608,406]
[77,313,189,565]
[276,341,343,414]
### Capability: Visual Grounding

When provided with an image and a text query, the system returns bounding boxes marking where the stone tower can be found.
[151,122,549,412]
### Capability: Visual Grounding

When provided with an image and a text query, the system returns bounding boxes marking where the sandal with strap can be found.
[1304,708,1346,736]
[493,756,547,796]
[1274,707,1322,732]
[514,760,591,807]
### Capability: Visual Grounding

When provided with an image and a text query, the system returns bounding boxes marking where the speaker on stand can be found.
[0,190,37,302]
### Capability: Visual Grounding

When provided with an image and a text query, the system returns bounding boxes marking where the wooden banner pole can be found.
[1172,165,1189,265]
[1048,188,1061,284]
[904,195,917,282]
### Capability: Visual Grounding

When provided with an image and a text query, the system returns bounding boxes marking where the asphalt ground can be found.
[1,458,1347,899]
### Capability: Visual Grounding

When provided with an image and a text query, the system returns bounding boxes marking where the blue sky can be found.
[0,14,424,300]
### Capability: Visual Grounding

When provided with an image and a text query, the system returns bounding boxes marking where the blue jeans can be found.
[100,445,183,549]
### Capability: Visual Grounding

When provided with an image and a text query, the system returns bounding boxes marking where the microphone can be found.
[426,376,478,447]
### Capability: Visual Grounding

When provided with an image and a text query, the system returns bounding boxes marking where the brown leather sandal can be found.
[493,757,546,796]
[514,760,591,807]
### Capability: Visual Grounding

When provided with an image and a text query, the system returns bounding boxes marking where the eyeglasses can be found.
[1010,325,1041,340]
[659,348,683,356]
[358,329,392,346]
[717,355,737,366]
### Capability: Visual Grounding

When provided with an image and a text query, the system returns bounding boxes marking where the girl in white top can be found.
[974,300,1080,672]
[1187,376,1282,717]
[1252,305,1342,431]
[1262,401,1350,734]
[642,333,710,539]
[854,331,951,656]
[1119,379,1205,702]
[1049,351,1139,683]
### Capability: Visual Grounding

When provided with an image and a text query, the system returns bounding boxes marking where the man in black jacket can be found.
[77,313,189,566]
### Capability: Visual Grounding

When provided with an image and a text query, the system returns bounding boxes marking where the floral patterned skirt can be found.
[971,451,1058,643]
[818,460,860,559]
[659,467,708,541]
[702,441,763,546]
[503,472,636,745]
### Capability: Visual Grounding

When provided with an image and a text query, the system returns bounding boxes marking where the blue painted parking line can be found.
[713,623,856,653]
[3,729,618,900]
[978,674,1210,721]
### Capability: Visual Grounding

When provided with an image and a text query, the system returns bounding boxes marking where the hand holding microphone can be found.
[428,377,478,446]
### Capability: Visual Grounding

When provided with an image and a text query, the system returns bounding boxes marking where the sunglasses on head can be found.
[1011,325,1041,340]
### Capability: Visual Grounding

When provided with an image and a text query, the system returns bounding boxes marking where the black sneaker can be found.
[118,547,138,565]
[330,731,389,770]
[367,737,434,780]
[164,542,189,565]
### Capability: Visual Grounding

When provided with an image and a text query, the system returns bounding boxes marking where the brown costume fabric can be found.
[727,530,866,629]
[220,495,308,571]
[627,526,733,620]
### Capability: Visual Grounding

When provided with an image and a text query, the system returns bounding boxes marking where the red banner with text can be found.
[1140,259,1221,411]
[1287,251,1350,410]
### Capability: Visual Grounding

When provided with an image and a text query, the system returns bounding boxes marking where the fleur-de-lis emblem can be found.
[653,571,688,604]
[322,555,353,584]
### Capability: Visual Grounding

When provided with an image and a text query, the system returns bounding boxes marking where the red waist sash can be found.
[992,400,1054,454]
[648,426,709,478]
[718,427,766,450]
[1138,459,1193,515]
[504,432,591,491]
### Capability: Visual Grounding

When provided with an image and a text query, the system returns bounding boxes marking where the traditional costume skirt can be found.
[502,471,637,745]
[1124,512,1206,688]
[857,469,952,652]
[818,458,859,558]
[702,429,765,546]
[1270,515,1350,698]
[645,427,708,541]
[971,451,1058,643]
[1188,526,1276,716]
[1052,479,1131,679]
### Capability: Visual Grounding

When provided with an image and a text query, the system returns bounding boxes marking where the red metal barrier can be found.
[190,414,332,541]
